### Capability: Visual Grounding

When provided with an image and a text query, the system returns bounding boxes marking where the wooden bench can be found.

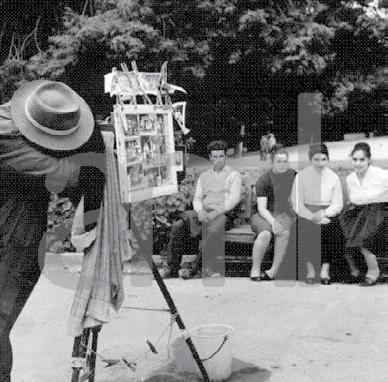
[224,168,264,270]
[224,167,263,245]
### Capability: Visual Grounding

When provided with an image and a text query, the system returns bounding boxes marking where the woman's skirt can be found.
[340,203,386,256]
[297,205,344,266]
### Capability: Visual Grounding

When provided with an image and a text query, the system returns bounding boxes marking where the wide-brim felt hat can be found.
[11,80,94,151]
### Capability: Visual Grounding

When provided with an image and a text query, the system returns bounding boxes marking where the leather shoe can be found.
[179,268,193,279]
[159,268,178,279]
[320,278,330,285]
[359,277,378,287]
[260,271,274,281]
[250,276,261,282]
[347,274,363,284]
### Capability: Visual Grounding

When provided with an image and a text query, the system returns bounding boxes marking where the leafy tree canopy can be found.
[0,0,384,144]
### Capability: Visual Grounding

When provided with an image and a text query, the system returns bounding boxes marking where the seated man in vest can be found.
[161,140,242,279]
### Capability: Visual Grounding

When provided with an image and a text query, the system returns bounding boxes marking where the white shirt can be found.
[346,165,388,205]
[291,166,343,220]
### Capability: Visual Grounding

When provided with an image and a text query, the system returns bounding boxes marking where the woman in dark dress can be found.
[0,80,105,381]
[340,142,387,286]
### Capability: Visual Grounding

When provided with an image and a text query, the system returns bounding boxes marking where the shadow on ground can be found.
[143,357,271,382]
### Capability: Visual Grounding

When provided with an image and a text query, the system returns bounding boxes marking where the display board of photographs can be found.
[114,104,178,203]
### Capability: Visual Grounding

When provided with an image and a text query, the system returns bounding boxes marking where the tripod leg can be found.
[149,259,210,381]
[71,335,82,382]
[87,326,102,382]
[71,328,90,382]
[130,203,210,381]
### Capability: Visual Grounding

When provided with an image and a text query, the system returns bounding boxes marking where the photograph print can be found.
[173,150,184,171]
[143,166,161,187]
[127,162,143,190]
[125,138,142,164]
[138,72,161,95]
[138,113,157,134]
[124,114,139,136]
[155,114,165,134]
[172,101,189,134]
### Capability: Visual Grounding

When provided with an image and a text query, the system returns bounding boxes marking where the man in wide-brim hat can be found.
[0,80,105,381]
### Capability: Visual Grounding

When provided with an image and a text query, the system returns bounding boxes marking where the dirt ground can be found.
[9,136,388,381]
[10,254,388,382]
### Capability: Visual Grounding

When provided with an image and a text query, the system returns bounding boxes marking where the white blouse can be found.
[346,165,388,205]
[291,166,343,220]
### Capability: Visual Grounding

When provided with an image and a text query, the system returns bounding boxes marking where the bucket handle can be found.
[200,335,229,362]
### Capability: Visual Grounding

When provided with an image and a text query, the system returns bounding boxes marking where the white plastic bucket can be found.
[185,324,234,381]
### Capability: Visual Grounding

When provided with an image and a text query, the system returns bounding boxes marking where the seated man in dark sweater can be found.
[250,145,296,281]
[161,140,242,279]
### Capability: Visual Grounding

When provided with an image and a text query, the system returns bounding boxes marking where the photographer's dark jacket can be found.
[0,102,105,334]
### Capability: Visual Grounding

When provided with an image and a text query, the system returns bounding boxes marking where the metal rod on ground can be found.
[130,221,210,382]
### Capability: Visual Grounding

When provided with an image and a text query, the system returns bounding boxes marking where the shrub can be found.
[46,194,77,253]
[152,169,199,255]
[46,169,201,254]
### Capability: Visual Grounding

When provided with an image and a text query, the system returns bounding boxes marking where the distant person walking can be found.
[260,134,269,160]
[268,132,277,152]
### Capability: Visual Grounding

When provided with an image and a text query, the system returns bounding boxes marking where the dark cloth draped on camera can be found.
[68,132,132,336]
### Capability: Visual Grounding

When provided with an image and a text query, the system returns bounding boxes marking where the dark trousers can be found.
[0,245,41,381]
[166,210,234,275]
[297,215,344,276]
[0,323,12,382]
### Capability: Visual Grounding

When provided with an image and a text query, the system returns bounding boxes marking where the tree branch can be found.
[7,33,18,60]
[19,25,37,60]
[33,16,43,58]
[0,21,7,51]
[82,0,89,16]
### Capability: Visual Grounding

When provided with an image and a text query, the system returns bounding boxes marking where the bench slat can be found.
[225,224,256,243]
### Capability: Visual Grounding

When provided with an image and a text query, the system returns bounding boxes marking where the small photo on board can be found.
[174,151,184,171]
[139,73,161,95]
[160,165,170,184]
[140,136,152,161]
[124,114,139,136]
[127,163,143,190]
[158,135,167,154]
[139,114,157,133]
[155,114,165,134]
[158,153,168,166]
[172,101,189,134]
[125,139,142,164]
[140,135,162,163]
[144,167,161,187]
